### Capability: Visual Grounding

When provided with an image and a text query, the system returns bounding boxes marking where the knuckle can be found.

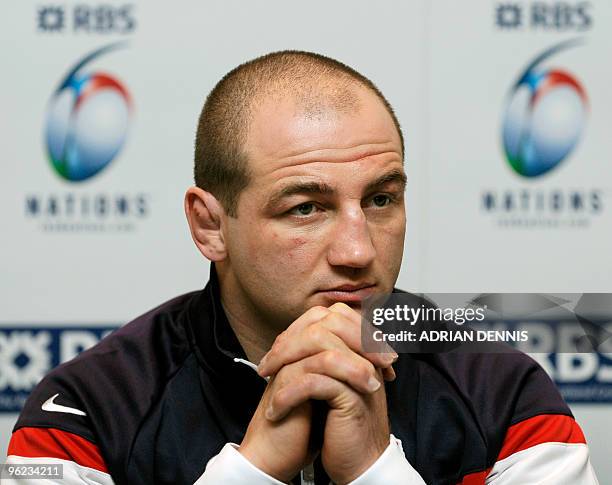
[357,361,375,381]
[300,373,317,391]
[322,349,340,367]
[270,340,288,357]
[346,358,369,381]
[266,346,278,361]
[320,312,339,328]
[309,306,331,319]
[330,311,349,324]
[275,365,291,383]
[307,325,326,345]
[270,387,286,409]
[303,373,329,394]
[274,331,288,347]
[329,302,350,312]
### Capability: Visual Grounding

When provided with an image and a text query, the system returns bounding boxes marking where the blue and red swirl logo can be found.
[45,43,132,182]
[502,40,588,178]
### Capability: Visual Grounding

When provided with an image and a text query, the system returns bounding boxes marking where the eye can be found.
[290,203,317,216]
[372,194,392,207]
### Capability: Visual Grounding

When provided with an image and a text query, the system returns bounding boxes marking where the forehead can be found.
[244,85,403,183]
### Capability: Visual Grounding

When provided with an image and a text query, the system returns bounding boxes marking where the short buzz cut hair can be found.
[194,50,404,217]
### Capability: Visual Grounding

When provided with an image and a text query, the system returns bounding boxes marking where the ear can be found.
[184,187,227,261]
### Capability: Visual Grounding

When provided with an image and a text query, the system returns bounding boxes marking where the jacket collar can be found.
[187,264,255,373]
[186,264,267,429]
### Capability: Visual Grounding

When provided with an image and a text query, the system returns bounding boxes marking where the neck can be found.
[216,266,281,365]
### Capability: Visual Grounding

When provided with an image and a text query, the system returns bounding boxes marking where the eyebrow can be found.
[265,168,407,211]
[266,181,334,211]
[363,169,407,194]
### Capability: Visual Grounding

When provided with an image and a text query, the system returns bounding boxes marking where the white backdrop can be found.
[1,0,610,480]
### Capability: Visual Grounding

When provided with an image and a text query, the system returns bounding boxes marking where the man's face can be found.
[221,86,406,328]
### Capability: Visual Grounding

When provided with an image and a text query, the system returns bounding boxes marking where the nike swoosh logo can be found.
[41,393,87,416]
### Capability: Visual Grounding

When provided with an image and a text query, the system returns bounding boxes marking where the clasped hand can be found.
[239,303,397,484]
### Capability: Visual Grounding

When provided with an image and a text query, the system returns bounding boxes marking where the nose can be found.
[327,204,376,269]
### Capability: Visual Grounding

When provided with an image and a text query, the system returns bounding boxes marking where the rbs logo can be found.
[38,4,136,34]
[0,327,117,412]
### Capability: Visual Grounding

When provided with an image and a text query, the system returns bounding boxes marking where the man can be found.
[6,51,598,484]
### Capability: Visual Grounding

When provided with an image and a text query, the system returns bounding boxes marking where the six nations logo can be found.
[501,39,588,178]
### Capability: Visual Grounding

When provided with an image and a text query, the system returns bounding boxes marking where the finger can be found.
[269,303,353,352]
[258,306,331,369]
[259,306,351,376]
[280,302,394,359]
[328,302,399,360]
[327,301,360,320]
[259,325,351,377]
[267,373,361,421]
[298,349,381,395]
[280,302,353,336]
[314,312,398,369]
[274,305,332,344]
[260,312,397,377]
[382,365,396,382]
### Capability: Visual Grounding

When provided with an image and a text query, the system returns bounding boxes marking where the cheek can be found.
[287,236,307,258]
[371,220,406,256]
[266,232,320,272]
[281,237,311,267]
[251,228,308,258]
[265,231,304,247]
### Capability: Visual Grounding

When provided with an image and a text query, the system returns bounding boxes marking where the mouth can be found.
[316,283,377,304]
